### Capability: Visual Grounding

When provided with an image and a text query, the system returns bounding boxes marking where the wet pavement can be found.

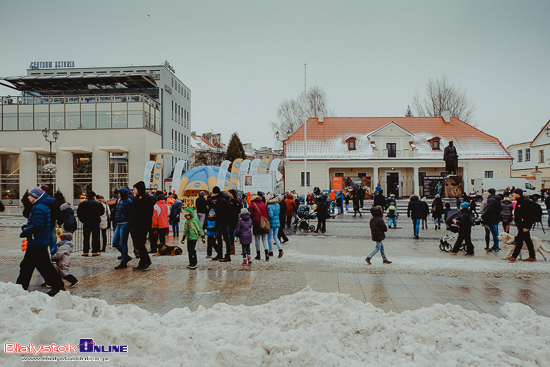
[2,206,550,317]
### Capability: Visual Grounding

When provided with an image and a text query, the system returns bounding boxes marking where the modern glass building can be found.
[0,63,190,205]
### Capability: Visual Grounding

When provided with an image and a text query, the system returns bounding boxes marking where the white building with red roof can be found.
[284,114,512,197]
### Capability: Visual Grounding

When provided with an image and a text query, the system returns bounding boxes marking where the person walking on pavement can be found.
[169,194,183,237]
[431,195,444,230]
[351,188,362,217]
[17,187,65,297]
[150,192,170,254]
[407,195,423,239]
[250,194,270,261]
[278,194,289,244]
[481,188,502,252]
[285,194,297,228]
[267,195,284,258]
[365,205,392,265]
[112,187,133,269]
[181,207,205,269]
[507,188,538,262]
[97,195,111,252]
[195,191,208,227]
[315,194,330,233]
[77,190,105,256]
[130,181,154,270]
[451,202,475,255]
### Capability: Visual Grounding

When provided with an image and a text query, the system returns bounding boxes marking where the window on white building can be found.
[518,150,523,162]
[485,171,494,178]
[525,148,531,161]
[335,172,344,177]
[301,172,311,187]
[540,150,545,164]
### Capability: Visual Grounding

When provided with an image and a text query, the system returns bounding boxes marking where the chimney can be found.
[441,111,451,123]
[318,111,324,123]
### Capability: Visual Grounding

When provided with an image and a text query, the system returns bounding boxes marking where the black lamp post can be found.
[42,128,60,188]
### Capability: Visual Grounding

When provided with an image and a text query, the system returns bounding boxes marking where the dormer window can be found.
[428,137,441,150]
[346,137,357,151]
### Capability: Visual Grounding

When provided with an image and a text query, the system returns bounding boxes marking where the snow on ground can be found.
[2,282,550,367]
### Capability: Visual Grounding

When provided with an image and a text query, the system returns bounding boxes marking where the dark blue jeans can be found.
[112,223,130,261]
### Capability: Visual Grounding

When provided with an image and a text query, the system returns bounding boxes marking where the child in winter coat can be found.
[51,231,79,288]
[181,207,204,269]
[366,206,392,265]
[386,202,398,228]
[235,208,253,265]
[203,209,220,259]
[451,202,475,255]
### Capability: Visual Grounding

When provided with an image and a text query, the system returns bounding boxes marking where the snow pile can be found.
[2,282,550,366]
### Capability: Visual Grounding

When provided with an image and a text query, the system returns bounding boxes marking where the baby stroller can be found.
[439,209,461,252]
[294,205,317,232]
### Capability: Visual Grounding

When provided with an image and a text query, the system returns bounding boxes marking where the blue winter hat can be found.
[29,187,45,199]
[460,202,469,209]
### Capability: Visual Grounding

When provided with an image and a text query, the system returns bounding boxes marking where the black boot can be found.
[114,261,128,269]
[255,251,261,260]
[278,249,284,258]
[265,250,269,261]
[484,236,490,250]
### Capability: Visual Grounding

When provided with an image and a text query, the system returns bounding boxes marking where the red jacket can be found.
[285,195,296,216]
[249,196,269,235]
[152,200,169,228]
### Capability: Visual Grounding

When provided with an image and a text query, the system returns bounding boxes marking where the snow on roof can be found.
[286,117,511,160]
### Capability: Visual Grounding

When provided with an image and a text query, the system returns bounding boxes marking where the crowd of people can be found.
[14,180,545,297]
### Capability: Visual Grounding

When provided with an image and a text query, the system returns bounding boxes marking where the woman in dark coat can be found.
[365,205,391,265]
[431,195,444,230]
[315,195,330,233]
[407,195,423,239]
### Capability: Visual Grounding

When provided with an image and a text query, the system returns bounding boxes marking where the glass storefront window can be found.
[1,154,20,204]
[37,153,56,192]
[73,154,92,201]
[109,153,129,198]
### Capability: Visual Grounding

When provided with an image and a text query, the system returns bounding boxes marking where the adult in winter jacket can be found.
[97,196,110,252]
[507,188,537,262]
[481,188,502,252]
[420,197,430,229]
[407,195,423,239]
[17,187,65,296]
[373,191,386,209]
[278,196,289,243]
[351,188,362,217]
[249,195,270,261]
[195,191,208,227]
[130,181,154,270]
[285,194,297,227]
[228,189,243,255]
[112,187,133,269]
[500,197,514,233]
[451,202,475,255]
[209,186,232,261]
[181,207,205,269]
[315,195,330,233]
[431,195,444,229]
[169,195,183,237]
[150,193,170,253]
[267,196,284,258]
[366,205,391,265]
[76,190,105,256]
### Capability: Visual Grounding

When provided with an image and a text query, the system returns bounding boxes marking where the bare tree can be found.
[271,86,333,145]
[192,148,224,167]
[411,75,476,124]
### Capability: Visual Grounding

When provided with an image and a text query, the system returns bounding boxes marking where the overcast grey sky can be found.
[1,0,549,149]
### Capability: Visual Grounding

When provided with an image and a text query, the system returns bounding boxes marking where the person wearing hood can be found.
[500,196,514,234]
[235,207,253,265]
[481,188,501,252]
[249,195,270,261]
[315,194,330,233]
[195,191,208,227]
[432,195,444,230]
[209,186,232,262]
[17,187,65,297]
[204,209,221,259]
[169,194,183,237]
[267,195,284,258]
[366,205,391,265]
[112,187,133,269]
[76,190,105,256]
[451,202,475,255]
[130,181,154,270]
[150,192,170,254]
[51,231,79,288]
[407,195,423,239]
[181,207,205,269]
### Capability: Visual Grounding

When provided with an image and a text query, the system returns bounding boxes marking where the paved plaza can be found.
[2,205,550,317]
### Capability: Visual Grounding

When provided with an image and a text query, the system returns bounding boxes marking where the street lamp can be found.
[42,128,60,188]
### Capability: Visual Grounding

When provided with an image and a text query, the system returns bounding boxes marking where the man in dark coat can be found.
[373,190,386,209]
[228,189,243,254]
[76,190,105,256]
[451,202,475,255]
[130,181,154,270]
[17,187,65,296]
[357,186,365,209]
[443,141,459,175]
[315,195,330,233]
[507,188,537,262]
[481,188,502,252]
[407,195,423,239]
[209,186,232,261]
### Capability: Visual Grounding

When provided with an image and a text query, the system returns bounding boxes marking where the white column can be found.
[57,150,73,203]
[92,149,110,199]
[373,167,379,187]
[413,166,419,196]
[462,165,468,194]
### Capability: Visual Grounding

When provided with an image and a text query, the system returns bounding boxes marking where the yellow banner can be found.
[258,158,270,174]
[151,158,163,190]
[228,158,243,190]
